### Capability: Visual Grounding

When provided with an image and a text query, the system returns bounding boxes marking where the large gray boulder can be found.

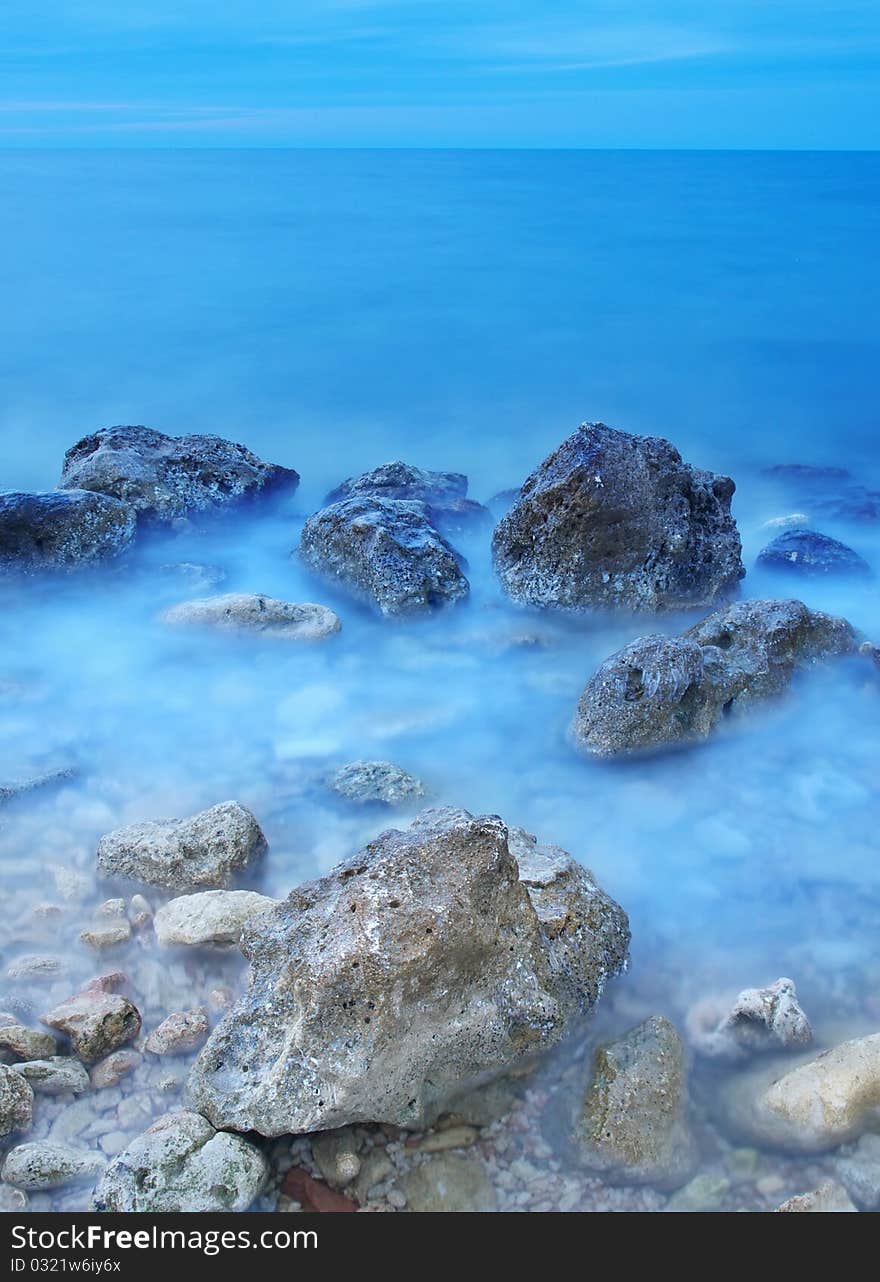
[299,497,469,617]
[92,1110,267,1212]
[325,461,489,533]
[0,490,135,574]
[188,808,629,1135]
[96,801,267,890]
[60,426,298,525]
[571,598,856,757]
[571,1016,697,1190]
[492,422,744,611]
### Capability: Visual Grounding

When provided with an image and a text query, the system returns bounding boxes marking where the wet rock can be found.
[12,1058,90,1095]
[492,422,743,612]
[60,425,299,525]
[188,807,629,1135]
[145,1009,210,1057]
[0,490,136,574]
[92,1110,267,1211]
[162,593,341,641]
[0,1025,57,1063]
[154,890,277,948]
[89,1049,142,1090]
[0,1064,34,1137]
[42,977,141,1065]
[776,1181,858,1213]
[79,899,132,950]
[757,529,871,578]
[836,1133,880,1210]
[571,598,856,757]
[96,800,267,891]
[401,1153,497,1212]
[329,761,427,806]
[311,1129,361,1188]
[1,1142,105,1191]
[299,497,469,617]
[687,977,812,1063]
[326,461,489,534]
[572,1016,697,1190]
[720,1033,880,1153]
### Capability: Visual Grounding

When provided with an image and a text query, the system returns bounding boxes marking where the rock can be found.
[353,1150,394,1203]
[664,1172,730,1212]
[162,594,341,641]
[720,1034,880,1153]
[311,1129,361,1188]
[414,1125,478,1154]
[281,1166,358,1212]
[836,1133,880,1210]
[159,562,227,592]
[12,1058,90,1095]
[128,894,153,929]
[1,1142,105,1191]
[42,978,141,1064]
[329,761,427,806]
[687,977,812,1063]
[188,807,628,1135]
[492,422,743,612]
[92,1110,267,1211]
[145,1009,210,1057]
[89,1050,142,1090]
[59,426,298,525]
[79,899,132,950]
[0,767,77,807]
[0,491,136,574]
[325,461,489,533]
[6,955,61,981]
[153,890,277,948]
[0,1184,27,1211]
[757,529,871,578]
[0,1064,34,1137]
[760,513,811,532]
[96,800,267,891]
[776,1181,858,1213]
[299,497,469,617]
[572,1016,697,1190]
[0,1025,57,1063]
[571,598,856,757]
[401,1153,497,1212]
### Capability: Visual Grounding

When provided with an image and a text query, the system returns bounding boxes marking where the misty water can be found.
[1,150,879,1211]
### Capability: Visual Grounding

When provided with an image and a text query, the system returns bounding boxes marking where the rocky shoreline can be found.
[2,419,879,1213]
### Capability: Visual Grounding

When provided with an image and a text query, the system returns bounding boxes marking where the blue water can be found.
[1,150,879,1211]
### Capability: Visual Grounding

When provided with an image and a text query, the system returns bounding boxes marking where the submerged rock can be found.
[571,598,856,757]
[757,529,871,578]
[325,461,489,533]
[96,801,267,891]
[188,807,629,1135]
[162,593,341,640]
[79,899,132,951]
[145,1009,210,1057]
[154,890,277,948]
[401,1153,497,1212]
[720,1033,880,1153]
[328,760,427,806]
[11,1058,89,1096]
[492,422,743,612]
[776,1181,858,1213]
[687,977,812,1063]
[311,1129,361,1189]
[42,976,141,1065]
[92,1110,267,1212]
[0,490,136,574]
[0,1025,57,1063]
[299,497,469,617]
[572,1016,697,1190]
[1,1142,105,1192]
[0,1064,34,1137]
[0,767,77,808]
[836,1133,880,1211]
[60,425,298,525]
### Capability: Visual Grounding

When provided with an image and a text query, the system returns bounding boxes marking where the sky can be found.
[1,1,879,148]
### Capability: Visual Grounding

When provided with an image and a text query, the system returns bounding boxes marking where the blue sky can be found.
[2,1,879,147]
